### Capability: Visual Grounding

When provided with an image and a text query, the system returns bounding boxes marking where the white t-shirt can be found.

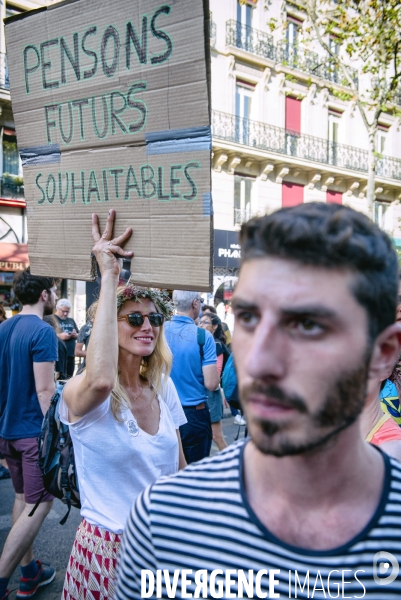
[59,378,187,533]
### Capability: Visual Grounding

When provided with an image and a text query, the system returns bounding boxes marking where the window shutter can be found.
[282,181,304,207]
[285,97,301,134]
[326,190,342,205]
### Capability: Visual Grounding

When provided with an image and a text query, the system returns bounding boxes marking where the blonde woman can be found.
[60,210,186,600]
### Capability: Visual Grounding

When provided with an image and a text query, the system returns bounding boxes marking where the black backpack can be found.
[29,382,80,524]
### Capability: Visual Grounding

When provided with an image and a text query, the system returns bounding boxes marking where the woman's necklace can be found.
[125,381,144,403]
[126,381,156,411]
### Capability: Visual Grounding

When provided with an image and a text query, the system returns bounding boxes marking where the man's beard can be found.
[43,296,55,316]
[240,353,371,457]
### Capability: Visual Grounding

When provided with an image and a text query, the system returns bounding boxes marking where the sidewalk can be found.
[1,413,247,600]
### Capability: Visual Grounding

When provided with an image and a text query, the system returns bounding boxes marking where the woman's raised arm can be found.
[64,210,133,420]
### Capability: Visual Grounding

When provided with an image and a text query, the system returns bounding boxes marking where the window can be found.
[285,19,300,67]
[377,125,389,154]
[374,201,391,230]
[285,96,301,155]
[237,1,252,28]
[235,82,254,144]
[327,38,340,83]
[3,130,19,176]
[287,21,299,47]
[328,110,341,165]
[236,1,253,52]
[234,175,254,225]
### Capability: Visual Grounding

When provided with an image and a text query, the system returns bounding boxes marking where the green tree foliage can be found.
[301,0,401,209]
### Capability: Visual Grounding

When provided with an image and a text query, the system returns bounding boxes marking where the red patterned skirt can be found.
[63,518,122,600]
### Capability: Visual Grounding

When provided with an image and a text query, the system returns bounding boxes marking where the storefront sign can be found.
[0,242,29,271]
[214,230,241,269]
[5,0,212,290]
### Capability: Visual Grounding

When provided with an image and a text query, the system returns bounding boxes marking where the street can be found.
[0,414,246,600]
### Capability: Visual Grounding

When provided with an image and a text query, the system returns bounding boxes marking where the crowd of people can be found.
[1,203,401,599]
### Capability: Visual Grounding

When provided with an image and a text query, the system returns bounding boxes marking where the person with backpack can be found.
[164,291,219,463]
[59,210,186,600]
[199,313,229,450]
[0,269,58,600]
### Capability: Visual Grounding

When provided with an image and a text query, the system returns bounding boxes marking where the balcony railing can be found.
[226,20,358,88]
[1,177,24,199]
[0,53,9,90]
[276,41,358,87]
[212,110,401,181]
[226,19,275,61]
[234,207,253,226]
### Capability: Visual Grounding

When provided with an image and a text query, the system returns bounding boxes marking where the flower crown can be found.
[116,284,175,319]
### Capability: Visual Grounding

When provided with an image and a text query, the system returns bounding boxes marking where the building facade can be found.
[209,0,401,299]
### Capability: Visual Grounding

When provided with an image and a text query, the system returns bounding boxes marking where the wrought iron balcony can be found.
[0,53,9,90]
[212,110,401,181]
[226,19,274,61]
[275,41,358,87]
[225,19,358,88]
[1,176,24,199]
[371,78,401,107]
[276,41,321,79]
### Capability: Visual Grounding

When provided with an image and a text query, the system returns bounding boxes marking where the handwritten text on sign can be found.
[19,5,206,207]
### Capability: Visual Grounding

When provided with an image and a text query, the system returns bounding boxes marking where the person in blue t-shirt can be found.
[164,290,219,463]
[0,269,58,600]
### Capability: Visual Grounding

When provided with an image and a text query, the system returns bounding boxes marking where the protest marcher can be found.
[164,291,219,463]
[224,302,235,334]
[199,313,229,451]
[0,268,58,600]
[74,307,94,375]
[60,210,186,600]
[203,304,232,348]
[74,300,97,375]
[43,315,68,380]
[115,203,401,599]
[203,305,244,424]
[362,376,401,459]
[54,299,78,378]
[380,275,401,425]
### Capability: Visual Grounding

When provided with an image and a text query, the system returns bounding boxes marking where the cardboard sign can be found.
[5,0,212,290]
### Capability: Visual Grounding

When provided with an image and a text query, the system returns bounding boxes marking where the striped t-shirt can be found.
[115,441,401,599]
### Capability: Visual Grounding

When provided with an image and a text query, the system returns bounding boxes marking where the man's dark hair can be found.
[203,304,217,314]
[13,268,55,306]
[240,202,399,340]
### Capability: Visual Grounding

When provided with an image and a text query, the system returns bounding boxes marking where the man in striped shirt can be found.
[116,203,401,599]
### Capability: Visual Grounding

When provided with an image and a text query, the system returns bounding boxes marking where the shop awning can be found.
[0,242,29,271]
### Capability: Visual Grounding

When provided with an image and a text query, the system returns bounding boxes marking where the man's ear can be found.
[40,289,49,303]
[369,322,401,381]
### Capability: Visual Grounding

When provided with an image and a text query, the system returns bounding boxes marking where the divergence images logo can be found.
[373,551,399,586]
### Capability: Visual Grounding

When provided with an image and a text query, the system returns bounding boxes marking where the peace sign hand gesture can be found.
[91,210,133,278]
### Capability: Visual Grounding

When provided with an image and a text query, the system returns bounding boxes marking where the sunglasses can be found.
[118,312,165,328]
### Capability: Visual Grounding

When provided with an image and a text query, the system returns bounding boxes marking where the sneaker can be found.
[234,414,246,426]
[16,561,56,598]
[0,466,10,480]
